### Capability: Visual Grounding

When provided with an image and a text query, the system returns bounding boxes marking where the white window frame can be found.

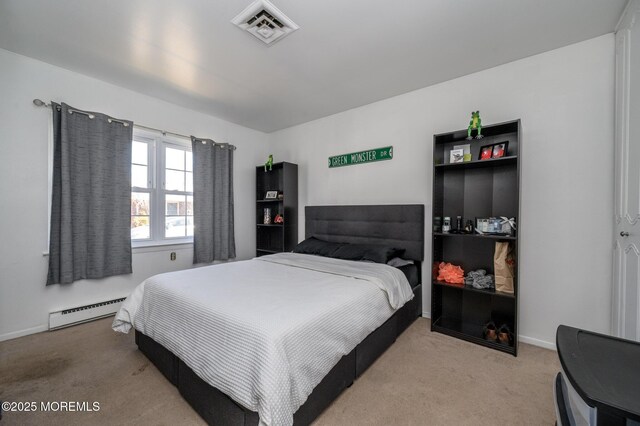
[131,129,193,248]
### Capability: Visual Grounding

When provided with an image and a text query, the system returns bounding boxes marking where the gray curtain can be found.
[47,103,133,285]
[191,137,235,263]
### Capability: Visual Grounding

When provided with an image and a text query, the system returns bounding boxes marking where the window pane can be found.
[165,216,186,238]
[186,151,193,172]
[131,216,150,239]
[131,192,150,215]
[186,172,193,192]
[186,195,193,215]
[132,164,148,188]
[132,141,148,165]
[165,170,184,191]
[165,194,185,215]
[186,216,194,236]
[166,147,185,170]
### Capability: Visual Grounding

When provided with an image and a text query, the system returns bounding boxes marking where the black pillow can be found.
[331,243,405,264]
[292,237,345,257]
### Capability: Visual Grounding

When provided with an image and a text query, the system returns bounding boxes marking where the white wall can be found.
[0,49,269,341]
[269,35,615,349]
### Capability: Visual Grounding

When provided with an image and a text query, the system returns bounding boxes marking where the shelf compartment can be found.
[433,238,514,275]
[431,317,516,355]
[433,280,515,299]
[432,278,517,355]
[433,120,520,167]
[256,225,284,254]
[433,164,519,221]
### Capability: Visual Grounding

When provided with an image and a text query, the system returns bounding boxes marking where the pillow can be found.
[387,257,414,268]
[332,243,405,264]
[292,237,345,257]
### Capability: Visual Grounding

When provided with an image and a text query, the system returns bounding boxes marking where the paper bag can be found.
[494,242,515,294]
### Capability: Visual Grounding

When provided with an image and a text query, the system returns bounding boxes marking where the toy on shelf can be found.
[274,214,284,224]
[466,111,484,140]
[264,154,273,172]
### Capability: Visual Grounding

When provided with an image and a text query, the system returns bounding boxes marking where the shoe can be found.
[483,321,497,342]
[498,324,512,345]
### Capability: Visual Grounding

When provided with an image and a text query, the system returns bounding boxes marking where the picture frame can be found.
[492,141,508,158]
[478,141,509,160]
[265,190,278,199]
[479,145,493,161]
[449,148,464,163]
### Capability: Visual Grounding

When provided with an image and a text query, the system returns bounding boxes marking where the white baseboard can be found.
[0,324,48,342]
[421,311,556,351]
[519,334,556,351]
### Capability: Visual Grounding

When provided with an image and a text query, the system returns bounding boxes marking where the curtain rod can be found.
[32,99,236,150]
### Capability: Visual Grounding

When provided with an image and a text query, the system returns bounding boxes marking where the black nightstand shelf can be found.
[431,120,521,356]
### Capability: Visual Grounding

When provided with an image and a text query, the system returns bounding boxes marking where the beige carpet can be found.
[0,318,559,425]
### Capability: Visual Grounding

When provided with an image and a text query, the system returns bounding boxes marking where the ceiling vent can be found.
[232,0,299,45]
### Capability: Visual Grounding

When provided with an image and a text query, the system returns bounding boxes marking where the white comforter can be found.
[113,253,413,426]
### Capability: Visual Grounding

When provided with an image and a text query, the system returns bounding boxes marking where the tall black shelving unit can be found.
[431,120,521,356]
[256,162,298,257]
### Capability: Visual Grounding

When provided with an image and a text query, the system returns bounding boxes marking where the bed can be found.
[113,204,424,426]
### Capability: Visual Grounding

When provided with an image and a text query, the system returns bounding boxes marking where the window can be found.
[130,131,193,245]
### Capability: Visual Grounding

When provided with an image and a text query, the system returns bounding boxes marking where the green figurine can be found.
[467,111,483,140]
[264,154,273,172]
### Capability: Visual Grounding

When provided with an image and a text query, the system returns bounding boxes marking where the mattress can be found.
[113,253,413,426]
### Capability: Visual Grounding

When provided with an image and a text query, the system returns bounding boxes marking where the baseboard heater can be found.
[49,297,126,330]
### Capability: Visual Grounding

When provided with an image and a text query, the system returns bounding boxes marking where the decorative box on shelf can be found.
[476,217,516,236]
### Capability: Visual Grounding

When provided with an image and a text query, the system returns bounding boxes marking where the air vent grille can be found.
[232,0,299,45]
[247,10,284,28]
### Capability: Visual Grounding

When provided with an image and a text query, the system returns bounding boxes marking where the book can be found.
[450,148,464,163]
[453,144,472,162]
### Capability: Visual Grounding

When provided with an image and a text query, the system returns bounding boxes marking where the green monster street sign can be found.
[328,146,393,168]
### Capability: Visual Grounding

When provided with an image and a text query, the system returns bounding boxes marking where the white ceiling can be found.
[0,0,626,132]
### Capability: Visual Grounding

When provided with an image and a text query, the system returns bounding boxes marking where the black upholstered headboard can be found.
[305,205,425,262]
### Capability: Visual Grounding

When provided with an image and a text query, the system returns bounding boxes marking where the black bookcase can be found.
[256,162,298,257]
[431,120,521,356]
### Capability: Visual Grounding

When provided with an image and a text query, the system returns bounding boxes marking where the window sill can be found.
[42,241,194,257]
[132,241,193,253]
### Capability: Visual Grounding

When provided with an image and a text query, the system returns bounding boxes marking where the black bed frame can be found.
[135,204,425,425]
